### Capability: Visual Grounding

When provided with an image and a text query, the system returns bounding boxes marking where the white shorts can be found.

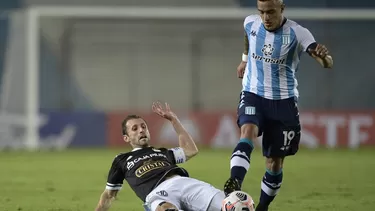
[144,176,222,211]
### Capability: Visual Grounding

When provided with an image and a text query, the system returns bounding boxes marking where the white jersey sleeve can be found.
[294,25,316,52]
[243,15,259,29]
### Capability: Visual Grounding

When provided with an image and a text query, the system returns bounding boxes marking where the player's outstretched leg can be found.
[255,157,284,211]
[224,123,257,196]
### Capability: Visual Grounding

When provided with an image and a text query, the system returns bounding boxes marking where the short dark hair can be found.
[122,115,143,136]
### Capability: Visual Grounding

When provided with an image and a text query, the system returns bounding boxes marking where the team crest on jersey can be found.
[262,44,274,56]
[282,34,290,45]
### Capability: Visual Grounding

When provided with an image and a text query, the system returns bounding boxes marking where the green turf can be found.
[0,147,374,211]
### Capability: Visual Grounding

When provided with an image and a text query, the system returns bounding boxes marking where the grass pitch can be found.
[0,147,374,211]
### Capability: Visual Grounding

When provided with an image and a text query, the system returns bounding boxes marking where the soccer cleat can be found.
[255,204,268,211]
[223,178,241,196]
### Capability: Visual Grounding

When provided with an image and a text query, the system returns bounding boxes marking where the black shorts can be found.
[237,91,301,157]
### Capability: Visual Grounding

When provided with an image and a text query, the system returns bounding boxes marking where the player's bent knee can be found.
[265,157,284,172]
[240,123,258,139]
[155,201,179,211]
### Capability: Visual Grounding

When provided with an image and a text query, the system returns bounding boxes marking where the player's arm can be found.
[307,43,333,68]
[238,15,255,78]
[241,15,254,63]
[297,26,333,68]
[153,102,198,162]
[169,115,198,161]
[242,31,249,61]
[95,156,125,211]
[95,190,118,211]
[237,31,250,78]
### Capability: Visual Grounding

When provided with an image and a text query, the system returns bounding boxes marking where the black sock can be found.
[259,169,283,207]
[230,138,254,186]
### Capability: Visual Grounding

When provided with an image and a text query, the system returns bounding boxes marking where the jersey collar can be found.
[264,17,287,32]
[132,146,152,151]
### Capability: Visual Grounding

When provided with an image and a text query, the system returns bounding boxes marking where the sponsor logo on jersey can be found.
[135,160,171,177]
[262,44,275,56]
[252,53,285,64]
[127,153,167,170]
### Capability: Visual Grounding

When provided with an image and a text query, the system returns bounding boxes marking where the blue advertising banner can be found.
[39,112,106,148]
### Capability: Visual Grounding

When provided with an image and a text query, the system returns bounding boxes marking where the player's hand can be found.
[152,101,177,121]
[308,44,329,59]
[237,61,246,79]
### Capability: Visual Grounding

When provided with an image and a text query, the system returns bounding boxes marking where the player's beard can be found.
[138,137,149,147]
[263,16,283,31]
[264,21,277,31]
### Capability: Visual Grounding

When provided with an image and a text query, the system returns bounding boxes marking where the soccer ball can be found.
[222,191,255,211]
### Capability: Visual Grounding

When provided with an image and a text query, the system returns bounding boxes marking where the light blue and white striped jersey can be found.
[242,15,316,100]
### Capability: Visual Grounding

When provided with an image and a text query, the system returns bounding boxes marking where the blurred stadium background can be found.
[0,0,375,210]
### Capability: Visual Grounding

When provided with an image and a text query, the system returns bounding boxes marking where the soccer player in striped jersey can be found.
[223,0,333,210]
